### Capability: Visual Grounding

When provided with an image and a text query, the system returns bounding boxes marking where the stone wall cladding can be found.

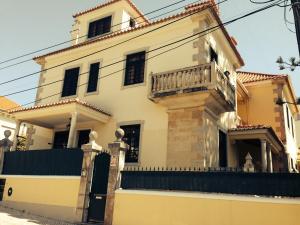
[273,83,286,143]
[167,107,211,167]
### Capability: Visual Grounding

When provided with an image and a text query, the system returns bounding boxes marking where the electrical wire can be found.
[0,0,193,67]
[6,0,284,110]
[0,0,228,87]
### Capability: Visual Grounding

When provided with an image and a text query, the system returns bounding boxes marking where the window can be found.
[88,16,112,38]
[210,46,218,64]
[87,62,100,93]
[129,18,136,28]
[120,124,141,163]
[62,67,80,97]
[218,130,227,167]
[124,51,146,86]
[286,105,290,129]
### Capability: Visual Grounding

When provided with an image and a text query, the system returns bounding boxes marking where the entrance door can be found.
[88,152,111,222]
[77,129,91,148]
[53,131,69,149]
[219,130,227,167]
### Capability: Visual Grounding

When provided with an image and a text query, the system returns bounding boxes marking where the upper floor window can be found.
[120,124,141,163]
[87,62,100,93]
[88,16,112,38]
[62,67,80,97]
[210,46,218,64]
[124,51,146,86]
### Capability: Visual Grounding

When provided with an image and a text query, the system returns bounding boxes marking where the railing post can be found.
[75,131,102,223]
[0,130,13,174]
[104,128,128,225]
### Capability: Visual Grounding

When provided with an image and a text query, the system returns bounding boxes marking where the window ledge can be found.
[121,82,146,90]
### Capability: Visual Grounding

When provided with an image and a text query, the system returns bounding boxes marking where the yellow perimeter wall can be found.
[0,175,80,222]
[113,190,300,225]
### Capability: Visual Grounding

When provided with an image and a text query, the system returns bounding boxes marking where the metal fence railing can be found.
[121,169,300,197]
[2,148,83,176]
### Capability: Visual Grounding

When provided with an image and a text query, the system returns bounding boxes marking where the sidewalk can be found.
[0,205,76,225]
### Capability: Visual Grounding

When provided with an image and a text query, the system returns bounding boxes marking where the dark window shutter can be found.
[124,51,146,86]
[88,16,112,38]
[62,67,79,97]
[87,62,100,93]
[120,124,141,163]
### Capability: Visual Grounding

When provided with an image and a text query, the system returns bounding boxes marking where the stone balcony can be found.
[149,62,236,113]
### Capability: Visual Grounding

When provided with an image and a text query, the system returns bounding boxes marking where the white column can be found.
[11,120,21,151]
[67,112,78,148]
[267,145,273,173]
[261,139,267,172]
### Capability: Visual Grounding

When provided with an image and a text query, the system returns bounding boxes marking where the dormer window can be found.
[88,16,112,38]
[129,18,136,28]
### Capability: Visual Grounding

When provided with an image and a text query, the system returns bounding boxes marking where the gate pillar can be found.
[104,128,128,225]
[75,131,102,223]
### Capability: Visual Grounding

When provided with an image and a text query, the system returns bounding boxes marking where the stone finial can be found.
[84,130,102,151]
[243,152,255,172]
[115,128,125,142]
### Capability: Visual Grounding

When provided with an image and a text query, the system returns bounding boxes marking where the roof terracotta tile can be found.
[0,97,20,111]
[33,1,244,66]
[9,98,111,116]
[229,124,271,131]
[237,71,287,84]
[73,0,149,23]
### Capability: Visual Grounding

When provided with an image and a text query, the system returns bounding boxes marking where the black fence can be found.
[121,170,300,197]
[2,149,83,176]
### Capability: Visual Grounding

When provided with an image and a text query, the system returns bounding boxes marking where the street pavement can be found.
[0,205,76,225]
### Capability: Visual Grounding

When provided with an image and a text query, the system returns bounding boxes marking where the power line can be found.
[7,0,284,110]
[0,0,193,68]
[0,0,227,87]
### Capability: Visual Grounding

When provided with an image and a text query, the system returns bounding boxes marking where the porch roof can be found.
[228,125,284,153]
[9,98,111,128]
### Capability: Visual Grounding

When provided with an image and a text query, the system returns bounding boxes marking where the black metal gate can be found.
[88,152,111,222]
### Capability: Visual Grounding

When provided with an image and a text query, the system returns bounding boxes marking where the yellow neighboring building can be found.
[235,71,299,172]
[0,97,21,141]
[296,115,300,169]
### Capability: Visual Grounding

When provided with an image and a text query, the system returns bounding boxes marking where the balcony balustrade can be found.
[149,62,235,111]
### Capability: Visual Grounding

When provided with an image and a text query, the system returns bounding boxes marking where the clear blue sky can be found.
[0,0,299,106]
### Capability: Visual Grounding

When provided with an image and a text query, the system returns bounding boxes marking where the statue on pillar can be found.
[0,130,13,152]
[0,130,13,174]
[243,152,255,172]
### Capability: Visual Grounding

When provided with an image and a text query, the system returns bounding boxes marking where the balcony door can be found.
[219,130,227,167]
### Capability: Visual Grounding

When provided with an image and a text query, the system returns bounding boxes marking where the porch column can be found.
[67,112,78,148]
[11,120,21,151]
[260,139,267,172]
[267,144,273,173]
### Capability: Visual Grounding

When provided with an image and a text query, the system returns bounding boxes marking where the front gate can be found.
[88,152,111,222]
